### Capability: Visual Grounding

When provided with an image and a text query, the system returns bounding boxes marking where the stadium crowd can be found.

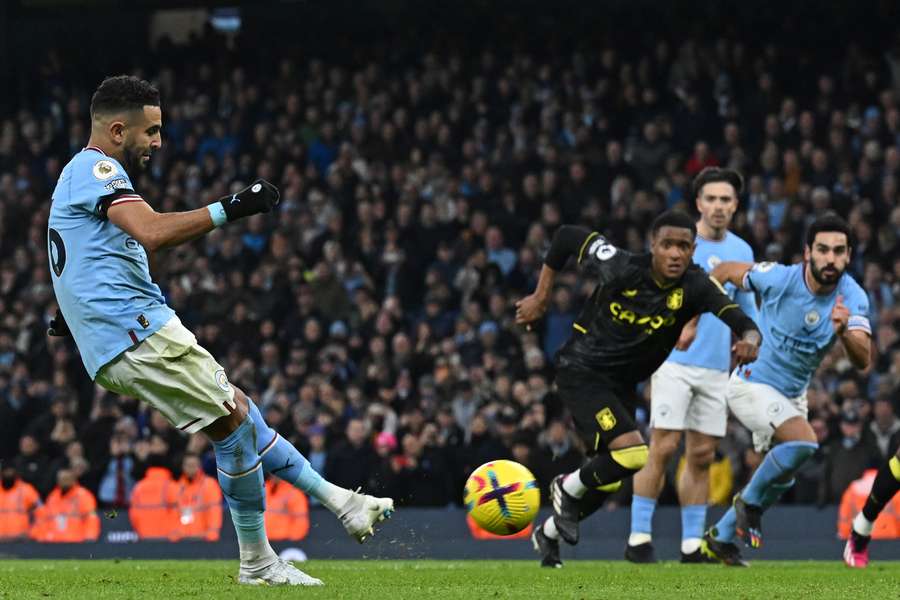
[2,11,900,537]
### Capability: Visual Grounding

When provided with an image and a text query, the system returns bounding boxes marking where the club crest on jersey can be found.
[707,255,722,269]
[666,288,684,310]
[214,369,232,393]
[804,310,820,326]
[595,407,617,431]
[92,160,118,180]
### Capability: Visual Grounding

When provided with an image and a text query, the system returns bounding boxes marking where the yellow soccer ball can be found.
[464,459,540,535]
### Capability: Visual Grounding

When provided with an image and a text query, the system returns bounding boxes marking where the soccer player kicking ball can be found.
[626,168,757,564]
[516,210,761,568]
[703,214,871,566]
[844,450,900,567]
[47,75,393,586]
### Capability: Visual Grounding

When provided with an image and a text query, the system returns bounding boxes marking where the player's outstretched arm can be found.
[515,225,594,326]
[108,179,280,251]
[109,201,214,251]
[697,273,761,365]
[710,261,753,289]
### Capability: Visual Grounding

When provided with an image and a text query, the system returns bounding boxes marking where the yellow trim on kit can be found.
[573,323,587,334]
[596,480,622,493]
[716,303,739,317]
[610,445,649,470]
[577,232,600,263]
[890,455,900,481]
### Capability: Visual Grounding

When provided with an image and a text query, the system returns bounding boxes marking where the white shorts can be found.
[649,362,730,437]
[726,373,808,452]
[96,316,236,434]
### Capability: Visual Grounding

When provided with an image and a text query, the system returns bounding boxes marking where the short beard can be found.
[122,144,145,176]
[810,260,842,285]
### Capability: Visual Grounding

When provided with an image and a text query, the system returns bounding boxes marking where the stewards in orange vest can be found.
[174,454,223,541]
[129,463,180,540]
[0,467,41,541]
[838,468,900,539]
[264,476,310,540]
[30,469,100,542]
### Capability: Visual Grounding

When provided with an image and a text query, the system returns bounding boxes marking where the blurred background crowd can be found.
[1,1,900,526]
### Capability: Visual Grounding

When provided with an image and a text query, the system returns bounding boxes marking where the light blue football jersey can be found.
[667,231,757,372]
[48,147,175,379]
[737,262,870,397]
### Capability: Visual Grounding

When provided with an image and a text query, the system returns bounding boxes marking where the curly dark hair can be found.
[90,75,160,117]
[691,166,744,199]
[651,209,697,238]
[805,212,853,250]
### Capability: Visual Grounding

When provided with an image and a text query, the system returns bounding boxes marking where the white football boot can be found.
[339,489,395,543]
[238,558,324,586]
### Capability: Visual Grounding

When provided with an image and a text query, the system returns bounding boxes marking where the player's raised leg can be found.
[244,394,393,542]
[628,428,681,563]
[844,452,900,568]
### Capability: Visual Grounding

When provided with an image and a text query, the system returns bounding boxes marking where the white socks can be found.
[853,512,874,536]
[681,538,701,554]
[238,537,278,571]
[562,472,588,499]
[543,516,559,540]
[628,533,652,546]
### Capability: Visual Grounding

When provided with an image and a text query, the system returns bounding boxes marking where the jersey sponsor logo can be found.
[588,238,617,261]
[666,288,684,310]
[104,178,129,191]
[92,160,118,180]
[755,262,775,273]
[804,310,820,326]
[609,302,677,332]
[595,407,617,431]
[707,255,722,269]
[215,369,232,393]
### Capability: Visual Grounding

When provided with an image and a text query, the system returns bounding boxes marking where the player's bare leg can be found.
[677,430,718,562]
[627,428,681,563]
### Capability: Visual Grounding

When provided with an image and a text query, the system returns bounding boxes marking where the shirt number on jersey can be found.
[48,228,67,277]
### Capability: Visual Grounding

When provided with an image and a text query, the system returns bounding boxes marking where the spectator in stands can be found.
[822,410,883,504]
[30,468,99,542]
[871,397,900,459]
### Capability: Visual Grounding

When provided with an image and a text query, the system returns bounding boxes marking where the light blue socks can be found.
[213,416,276,568]
[246,398,350,512]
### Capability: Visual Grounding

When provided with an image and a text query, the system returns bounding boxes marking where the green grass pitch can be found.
[1,560,899,599]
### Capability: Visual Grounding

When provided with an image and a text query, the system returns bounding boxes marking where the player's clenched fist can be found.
[731,330,761,365]
[831,294,849,335]
[217,178,280,222]
[515,293,548,326]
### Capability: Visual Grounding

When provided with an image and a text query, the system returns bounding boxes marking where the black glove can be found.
[218,178,280,223]
[48,308,71,337]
